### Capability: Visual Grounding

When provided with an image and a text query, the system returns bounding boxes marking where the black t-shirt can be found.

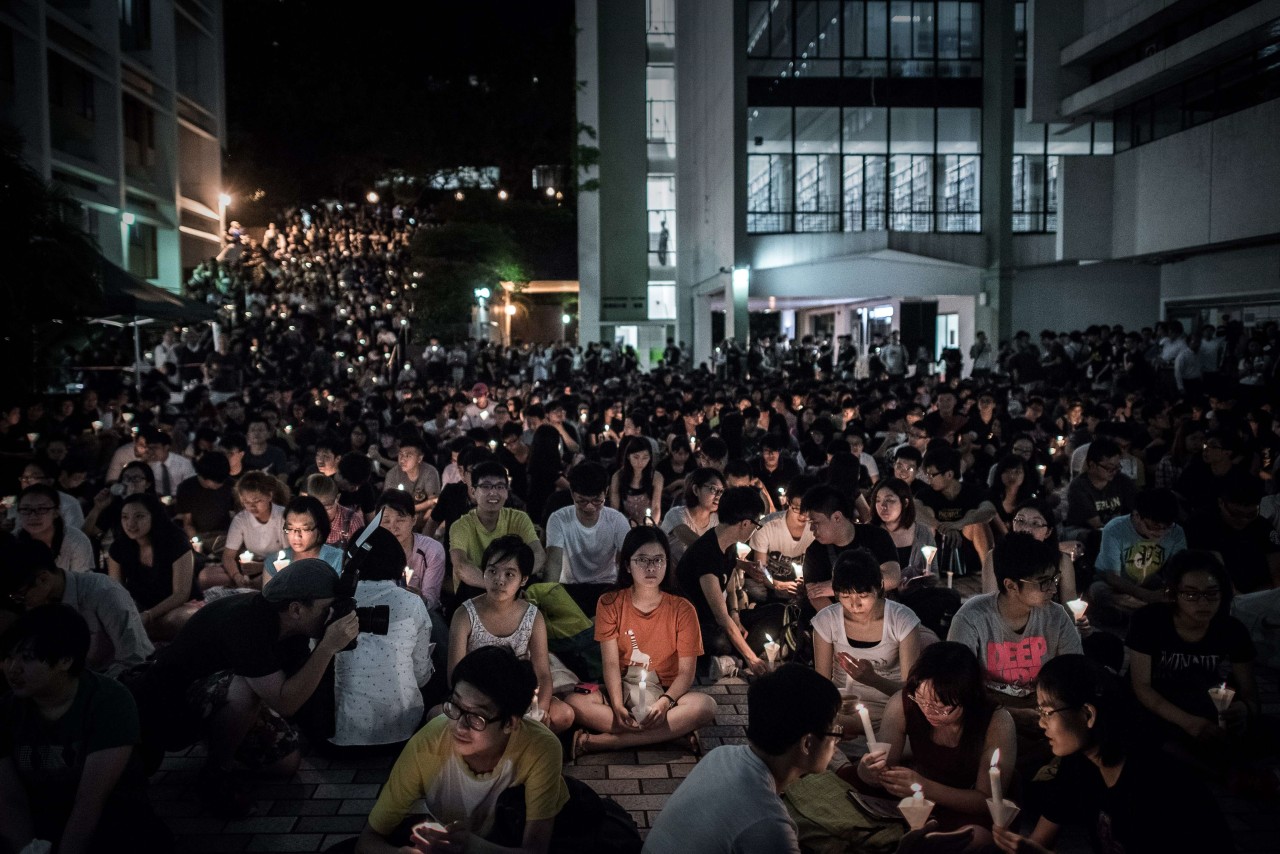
[1040,750,1233,854]
[243,444,291,476]
[1125,604,1254,721]
[174,477,236,533]
[751,457,800,511]
[916,479,987,524]
[675,529,736,625]
[1184,510,1277,594]
[108,528,197,610]
[146,593,299,700]
[801,525,899,593]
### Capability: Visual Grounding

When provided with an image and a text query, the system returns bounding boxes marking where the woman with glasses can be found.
[355,646,570,853]
[813,548,922,726]
[14,483,94,573]
[855,642,1014,838]
[107,492,200,640]
[11,459,85,531]
[992,655,1232,854]
[267,495,343,581]
[1126,550,1258,752]
[566,527,716,759]
[659,466,723,564]
[979,498,1079,603]
[445,536,573,734]
[869,477,936,584]
[83,459,154,540]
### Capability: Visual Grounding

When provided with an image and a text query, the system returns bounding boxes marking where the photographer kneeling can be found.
[129,560,359,817]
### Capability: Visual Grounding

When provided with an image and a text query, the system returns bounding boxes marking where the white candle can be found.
[634,670,649,719]
[856,703,876,744]
[273,550,290,574]
[920,544,937,571]
[121,412,134,423]
[946,570,954,589]
[190,536,202,553]
[911,782,923,801]
[763,633,781,662]
[397,483,406,490]
[792,561,804,581]
[239,550,254,563]
[1208,682,1236,727]
[735,542,751,560]
[644,507,652,521]
[1067,598,1088,620]
[26,432,38,445]
[989,748,1003,804]
[403,565,414,586]
[91,420,103,432]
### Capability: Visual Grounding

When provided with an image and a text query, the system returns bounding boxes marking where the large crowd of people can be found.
[0,201,1277,854]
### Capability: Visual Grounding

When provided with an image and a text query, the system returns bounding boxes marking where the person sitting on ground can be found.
[303,472,364,547]
[14,483,94,573]
[83,459,155,540]
[1062,437,1136,543]
[869,476,937,584]
[744,473,817,603]
[644,662,975,854]
[675,486,771,678]
[1184,476,1279,593]
[382,433,441,519]
[1126,550,1259,756]
[205,470,286,590]
[546,461,630,585]
[445,536,573,733]
[813,547,923,725]
[354,646,570,854]
[800,484,901,616]
[174,449,235,542]
[376,489,447,612]
[108,493,200,641]
[659,465,723,564]
[854,641,1015,840]
[948,533,1082,755]
[270,495,344,580]
[980,498,1080,604]
[2,539,152,677]
[567,526,716,759]
[331,528,434,748]
[914,448,995,574]
[992,655,1234,854]
[146,428,195,497]
[609,435,664,526]
[129,559,359,816]
[448,461,546,600]
[0,604,171,854]
[1088,488,1187,628]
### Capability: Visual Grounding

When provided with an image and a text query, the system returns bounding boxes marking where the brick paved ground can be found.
[150,576,1280,852]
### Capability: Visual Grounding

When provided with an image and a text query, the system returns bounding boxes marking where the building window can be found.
[127,221,158,280]
[119,0,152,52]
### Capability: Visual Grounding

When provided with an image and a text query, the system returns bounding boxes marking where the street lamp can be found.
[474,287,491,341]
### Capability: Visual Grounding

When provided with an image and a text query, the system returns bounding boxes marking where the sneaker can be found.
[709,655,739,681]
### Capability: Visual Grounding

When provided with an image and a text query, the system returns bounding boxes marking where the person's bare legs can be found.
[567,691,717,754]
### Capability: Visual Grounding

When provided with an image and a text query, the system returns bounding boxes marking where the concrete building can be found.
[578,0,1280,368]
[2,0,226,291]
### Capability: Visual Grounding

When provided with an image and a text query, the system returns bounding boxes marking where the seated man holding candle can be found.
[1088,488,1187,629]
[799,485,901,617]
[544,462,630,586]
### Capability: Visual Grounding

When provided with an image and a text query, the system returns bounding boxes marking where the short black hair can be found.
[469,460,509,486]
[221,433,248,453]
[398,433,427,453]
[1037,655,1135,767]
[747,663,840,755]
[480,534,535,579]
[567,461,609,497]
[195,451,231,482]
[699,436,727,462]
[1085,437,1121,464]
[923,447,960,479]
[283,495,332,543]
[831,547,883,595]
[1132,488,1179,524]
[0,538,59,595]
[0,604,91,676]
[717,486,764,525]
[451,645,537,722]
[993,531,1059,590]
[375,488,416,518]
[801,484,852,520]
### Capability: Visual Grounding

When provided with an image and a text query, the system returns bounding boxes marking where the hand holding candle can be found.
[239,549,254,564]
[763,633,780,663]
[986,748,1021,827]
[191,536,202,554]
[857,703,876,744]
[920,544,937,573]
[1067,598,1088,621]
[273,550,290,574]
[988,748,1003,804]
[897,782,935,830]
[735,542,751,560]
[1208,682,1236,728]
[634,669,650,721]
[792,561,804,581]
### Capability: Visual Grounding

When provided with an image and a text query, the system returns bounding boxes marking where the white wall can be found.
[1011,261,1161,335]
[1160,244,1280,306]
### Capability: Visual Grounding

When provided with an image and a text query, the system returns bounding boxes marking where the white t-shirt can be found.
[57,525,95,573]
[748,511,814,560]
[811,599,920,714]
[546,505,630,584]
[225,504,286,558]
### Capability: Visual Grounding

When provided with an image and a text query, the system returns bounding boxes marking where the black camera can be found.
[328,510,396,651]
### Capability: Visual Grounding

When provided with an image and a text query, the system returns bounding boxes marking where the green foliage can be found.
[574,121,600,193]
[409,221,526,342]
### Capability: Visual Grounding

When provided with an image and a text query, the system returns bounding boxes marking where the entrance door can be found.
[899,301,938,360]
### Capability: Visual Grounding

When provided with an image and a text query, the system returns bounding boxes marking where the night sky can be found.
[222,0,577,212]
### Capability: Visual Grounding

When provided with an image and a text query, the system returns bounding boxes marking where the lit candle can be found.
[26,432,38,445]
[645,507,652,521]
[190,536,202,553]
[273,550,290,574]
[911,783,923,801]
[403,565,414,587]
[763,633,780,663]
[91,420,103,432]
[397,483,406,491]
[989,748,1003,804]
[856,703,876,744]
[489,440,497,450]
[920,544,937,572]
[634,670,649,719]
[792,561,804,581]
[121,412,134,423]
[1067,598,1088,620]
[1208,682,1236,728]
[898,782,934,830]
[735,542,751,560]
[239,550,254,563]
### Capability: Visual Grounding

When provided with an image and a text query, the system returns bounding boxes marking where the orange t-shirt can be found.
[594,590,703,688]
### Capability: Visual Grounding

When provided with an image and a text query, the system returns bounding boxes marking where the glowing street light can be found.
[474,287,491,300]
[218,193,232,209]
[561,313,571,325]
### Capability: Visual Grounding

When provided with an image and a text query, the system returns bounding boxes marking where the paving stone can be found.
[701,725,747,736]
[607,764,669,779]
[152,798,205,818]
[670,764,695,778]
[613,794,671,811]
[268,800,342,817]
[295,816,371,833]
[322,835,359,850]
[313,783,383,799]
[337,798,380,815]
[293,769,356,784]
[160,757,207,771]
[248,784,318,800]
[354,768,392,783]
[246,833,325,851]
[634,750,688,763]
[640,777,682,793]
[714,714,749,725]
[222,817,298,834]
[584,778,641,794]
[572,751,633,766]
[628,811,648,828]
[564,764,606,779]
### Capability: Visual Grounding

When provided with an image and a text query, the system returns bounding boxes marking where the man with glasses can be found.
[1,538,152,678]
[449,461,545,597]
[1186,477,1278,593]
[1091,489,1188,628]
[915,448,997,565]
[948,533,1081,740]
[1064,437,1136,543]
[545,462,629,585]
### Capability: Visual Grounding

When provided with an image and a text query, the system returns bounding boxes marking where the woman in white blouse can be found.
[812,547,923,727]
[658,467,722,564]
[330,527,434,747]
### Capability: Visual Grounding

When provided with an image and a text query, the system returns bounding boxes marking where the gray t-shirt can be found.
[947,593,1082,698]
[643,745,799,854]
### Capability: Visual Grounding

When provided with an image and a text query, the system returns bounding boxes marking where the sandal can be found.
[571,729,592,762]
[686,731,702,758]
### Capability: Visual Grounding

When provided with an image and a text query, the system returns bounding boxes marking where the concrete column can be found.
[980,0,1016,342]
[693,292,714,369]
[730,267,750,344]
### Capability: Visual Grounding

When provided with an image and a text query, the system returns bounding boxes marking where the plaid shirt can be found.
[327,502,365,548]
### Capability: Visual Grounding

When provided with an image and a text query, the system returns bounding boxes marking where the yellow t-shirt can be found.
[449,507,539,587]
[368,715,568,838]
